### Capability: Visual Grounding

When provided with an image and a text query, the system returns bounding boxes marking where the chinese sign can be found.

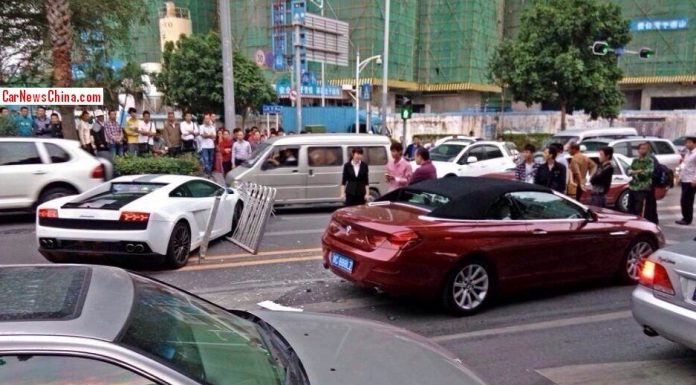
[630,18,688,32]
[273,82,343,99]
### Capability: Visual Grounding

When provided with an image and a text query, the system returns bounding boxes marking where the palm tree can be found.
[47,0,77,139]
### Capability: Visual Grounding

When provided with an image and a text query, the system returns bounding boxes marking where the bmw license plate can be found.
[330,252,354,273]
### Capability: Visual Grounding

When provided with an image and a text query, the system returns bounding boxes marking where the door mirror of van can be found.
[580,144,587,152]
[466,156,478,164]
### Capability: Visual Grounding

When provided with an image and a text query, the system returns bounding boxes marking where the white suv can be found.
[0,138,112,211]
[413,140,517,177]
[581,137,681,171]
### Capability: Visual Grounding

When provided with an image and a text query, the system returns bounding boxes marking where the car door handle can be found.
[531,229,547,235]
[291,169,299,173]
[308,169,314,176]
[33,170,47,175]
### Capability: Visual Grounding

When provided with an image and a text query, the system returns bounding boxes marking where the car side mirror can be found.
[587,209,599,222]
[580,145,587,152]
[467,156,478,164]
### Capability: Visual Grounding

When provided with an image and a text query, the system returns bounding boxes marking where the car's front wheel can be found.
[616,190,630,212]
[443,259,494,315]
[619,237,655,283]
[166,221,191,269]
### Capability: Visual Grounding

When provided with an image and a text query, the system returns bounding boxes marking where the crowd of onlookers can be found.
[1,106,287,179]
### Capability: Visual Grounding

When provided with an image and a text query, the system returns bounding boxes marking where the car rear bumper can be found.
[36,220,170,255]
[321,235,436,298]
[632,285,696,349]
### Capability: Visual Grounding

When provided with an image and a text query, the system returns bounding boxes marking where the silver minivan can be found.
[225,134,392,205]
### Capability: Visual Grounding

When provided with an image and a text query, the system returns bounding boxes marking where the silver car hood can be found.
[251,310,486,385]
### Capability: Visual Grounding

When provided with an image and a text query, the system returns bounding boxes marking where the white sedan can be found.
[632,239,696,350]
[36,175,242,268]
[413,140,517,177]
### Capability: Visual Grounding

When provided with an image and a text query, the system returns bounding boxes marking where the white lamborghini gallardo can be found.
[36,175,243,268]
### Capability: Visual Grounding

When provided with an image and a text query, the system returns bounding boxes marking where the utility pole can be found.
[380,0,390,135]
[218,0,235,128]
[320,1,326,107]
[293,16,303,133]
[355,50,360,134]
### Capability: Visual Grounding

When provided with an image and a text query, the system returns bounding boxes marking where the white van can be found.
[225,134,392,205]
[547,127,638,147]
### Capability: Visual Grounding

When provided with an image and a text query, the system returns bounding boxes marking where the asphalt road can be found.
[2,192,696,385]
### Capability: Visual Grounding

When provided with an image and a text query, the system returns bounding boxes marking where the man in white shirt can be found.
[180,111,198,153]
[137,111,156,155]
[232,128,252,167]
[676,136,696,225]
[198,113,217,177]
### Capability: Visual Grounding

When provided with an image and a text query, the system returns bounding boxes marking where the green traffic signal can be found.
[592,41,610,56]
[639,48,654,59]
[401,106,412,120]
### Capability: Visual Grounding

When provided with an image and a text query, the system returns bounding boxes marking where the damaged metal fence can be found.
[225,183,277,254]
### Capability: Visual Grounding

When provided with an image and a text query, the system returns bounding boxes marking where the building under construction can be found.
[121,0,696,114]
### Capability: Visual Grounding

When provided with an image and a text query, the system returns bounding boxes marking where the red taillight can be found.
[120,212,150,222]
[328,221,340,234]
[91,165,104,179]
[387,230,420,249]
[639,260,675,296]
[366,234,387,246]
[38,208,58,218]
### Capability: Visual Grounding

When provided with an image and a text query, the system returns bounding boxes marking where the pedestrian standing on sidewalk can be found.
[198,113,217,178]
[232,128,252,168]
[91,110,110,159]
[180,112,198,153]
[535,146,567,193]
[568,143,597,201]
[627,142,654,220]
[77,111,93,154]
[104,110,123,156]
[218,129,233,177]
[410,148,437,185]
[32,106,51,137]
[385,142,412,192]
[515,144,538,184]
[163,111,181,157]
[341,148,370,206]
[124,107,140,155]
[676,136,696,226]
[137,111,155,155]
[404,135,423,161]
[48,113,63,138]
[589,146,614,208]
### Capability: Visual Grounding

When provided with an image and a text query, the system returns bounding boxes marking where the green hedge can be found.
[501,132,552,151]
[113,154,201,176]
[0,116,17,136]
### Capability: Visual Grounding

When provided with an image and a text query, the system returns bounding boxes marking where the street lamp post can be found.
[380,0,390,135]
[355,51,382,134]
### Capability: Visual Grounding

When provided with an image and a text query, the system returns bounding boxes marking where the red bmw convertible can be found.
[322,177,664,315]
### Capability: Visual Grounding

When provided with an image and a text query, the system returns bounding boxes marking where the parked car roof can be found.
[382,177,552,220]
[265,133,391,146]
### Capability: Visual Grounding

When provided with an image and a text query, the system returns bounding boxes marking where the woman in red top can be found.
[218,129,233,177]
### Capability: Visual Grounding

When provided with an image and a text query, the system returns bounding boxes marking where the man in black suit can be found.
[341,148,370,206]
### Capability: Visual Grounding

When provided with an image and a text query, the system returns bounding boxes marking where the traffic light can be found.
[639,47,654,59]
[592,41,610,56]
[401,100,412,120]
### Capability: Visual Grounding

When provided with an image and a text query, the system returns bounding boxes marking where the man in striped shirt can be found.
[104,110,123,156]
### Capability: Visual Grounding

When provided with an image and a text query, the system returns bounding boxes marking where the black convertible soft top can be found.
[379,177,553,220]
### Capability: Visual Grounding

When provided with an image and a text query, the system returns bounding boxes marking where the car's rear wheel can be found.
[367,189,380,203]
[443,259,494,315]
[619,237,655,283]
[166,222,191,269]
[616,190,630,212]
[37,186,77,207]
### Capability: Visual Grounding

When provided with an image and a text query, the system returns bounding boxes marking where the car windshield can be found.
[581,141,607,151]
[430,143,467,162]
[242,142,272,168]
[392,189,450,210]
[118,275,286,385]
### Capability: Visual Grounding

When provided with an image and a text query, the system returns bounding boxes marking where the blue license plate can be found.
[330,252,354,273]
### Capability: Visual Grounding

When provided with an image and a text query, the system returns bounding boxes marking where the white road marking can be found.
[431,311,631,343]
[265,228,326,236]
[537,358,696,385]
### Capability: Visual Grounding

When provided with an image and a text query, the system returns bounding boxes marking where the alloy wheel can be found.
[626,241,653,280]
[452,264,489,311]
[173,226,191,265]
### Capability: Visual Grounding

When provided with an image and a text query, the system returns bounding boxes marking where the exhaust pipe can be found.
[134,244,145,253]
[643,326,659,337]
[125,243,135,253]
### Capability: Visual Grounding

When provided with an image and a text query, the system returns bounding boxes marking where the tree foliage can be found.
[74,50,144,109]
[156,32,277,122]
[0,0,146,85]
[488,0,631,129]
